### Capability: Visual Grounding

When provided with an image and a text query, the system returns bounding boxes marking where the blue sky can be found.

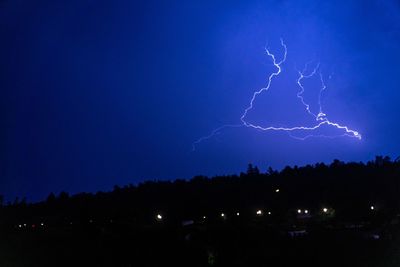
[1,0,400,200]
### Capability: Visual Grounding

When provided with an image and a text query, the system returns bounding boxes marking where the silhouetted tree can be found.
[247,163,260,175]
[46,193,56,204]
[58,191,69,201]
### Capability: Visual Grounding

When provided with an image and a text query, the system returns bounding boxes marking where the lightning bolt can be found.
[296,61,321,119]
[192,124,243,151]
[317,72,327,121]
[290,63,361,140]
[240,38,287,127]
[192,39,361,151]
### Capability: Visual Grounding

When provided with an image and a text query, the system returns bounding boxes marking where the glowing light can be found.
[156,214,163,220]
[203,216,207,219]
[221,213,225,217]
[193,39,361,150]
[297,209,302,214]
[256,209,263,215]
[370,206,375,210]
[275,188,280,193]
[304,210,309,214]
[40,222,44,226]
[268,211,272,215]
[323,208,328,213]
[18,224,22,228]
[236,212,240,216]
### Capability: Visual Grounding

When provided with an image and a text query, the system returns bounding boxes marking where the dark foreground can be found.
[3,157,400,266]
[2,219,400,267]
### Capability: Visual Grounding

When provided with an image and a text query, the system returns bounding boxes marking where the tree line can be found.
[2,156,400,227]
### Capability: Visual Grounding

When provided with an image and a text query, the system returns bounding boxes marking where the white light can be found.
[370,206,375,210]
[18,224,22,228]
[40,222,44,226]
[221,213,225,217]
[156,214,163,220]
[236,212,240,216]
[23,223,27,227]
[268,211,272,215]
[297,209,302,214]
[323,208,328,213]
[304,210,309,214]
[256,210,263,215]
[275,188,280,193]
[203,216,206,219]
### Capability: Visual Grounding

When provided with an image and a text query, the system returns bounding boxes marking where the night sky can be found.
[1,0,400,201]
